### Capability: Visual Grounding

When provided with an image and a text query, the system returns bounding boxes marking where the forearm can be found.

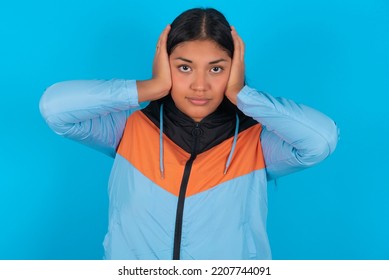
[237,86,339,179]
[136,79,171,103]
[40,79,139,124]
[39,79,141,156]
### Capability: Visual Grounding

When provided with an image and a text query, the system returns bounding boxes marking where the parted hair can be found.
[167,8,234,58]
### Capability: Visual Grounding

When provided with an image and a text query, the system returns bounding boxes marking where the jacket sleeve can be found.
[39,79,143,157]
[237,86,339,180]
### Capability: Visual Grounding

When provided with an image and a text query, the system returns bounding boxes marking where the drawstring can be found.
[159,104,165,178]
[158,104,239,178]
[224,114,239,174]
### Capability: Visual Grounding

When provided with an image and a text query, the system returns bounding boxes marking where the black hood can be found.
[141,94,257,154]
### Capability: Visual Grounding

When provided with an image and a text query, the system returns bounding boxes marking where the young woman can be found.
[40,8,339,260]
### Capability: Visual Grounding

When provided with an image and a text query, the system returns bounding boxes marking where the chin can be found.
[189,110,213,122]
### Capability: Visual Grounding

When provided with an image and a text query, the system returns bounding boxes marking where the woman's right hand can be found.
[137,25,172,102]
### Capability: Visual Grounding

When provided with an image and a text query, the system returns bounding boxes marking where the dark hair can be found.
[167,8,233,57]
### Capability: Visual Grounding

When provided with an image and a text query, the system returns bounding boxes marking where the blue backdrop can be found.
[1,0,388,259]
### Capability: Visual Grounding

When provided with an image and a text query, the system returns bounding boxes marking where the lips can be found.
[187,97,210,106]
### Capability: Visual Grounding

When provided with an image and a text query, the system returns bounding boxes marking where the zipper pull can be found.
[192,123,203,137]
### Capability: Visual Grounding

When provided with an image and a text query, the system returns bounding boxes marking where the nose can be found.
[190,72,208,92]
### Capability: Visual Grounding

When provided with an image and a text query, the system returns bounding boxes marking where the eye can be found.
[178,65,191,72]
[210,66,223,73]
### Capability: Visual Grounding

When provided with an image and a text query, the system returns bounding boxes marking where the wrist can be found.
[136,79,171,102]
[225,84,244,105]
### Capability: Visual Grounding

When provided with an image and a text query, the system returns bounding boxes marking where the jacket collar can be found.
[142,94,256,154]
[162,95,238,154]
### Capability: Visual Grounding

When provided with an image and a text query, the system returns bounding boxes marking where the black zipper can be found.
[172,123,201,260]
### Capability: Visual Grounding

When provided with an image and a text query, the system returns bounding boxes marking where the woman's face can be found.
[169,40,232,122]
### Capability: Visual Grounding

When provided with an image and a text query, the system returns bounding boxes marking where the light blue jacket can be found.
[40,79,339,259]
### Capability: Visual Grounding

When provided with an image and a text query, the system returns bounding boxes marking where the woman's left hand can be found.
[225,26,245,105]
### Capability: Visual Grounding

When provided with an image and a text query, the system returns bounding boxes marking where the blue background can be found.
[0,0,388,259]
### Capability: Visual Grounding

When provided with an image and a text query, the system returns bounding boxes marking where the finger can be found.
[231,26,245,62]
[230,26,240,61]
[156,24,171,52]
[235,27,245,60]
[230,26,239,52]
[237,34,245,62]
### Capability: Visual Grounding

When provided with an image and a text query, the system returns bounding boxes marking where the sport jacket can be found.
[40,79,339,259]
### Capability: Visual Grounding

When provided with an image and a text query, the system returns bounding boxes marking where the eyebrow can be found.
[174,57,228,64]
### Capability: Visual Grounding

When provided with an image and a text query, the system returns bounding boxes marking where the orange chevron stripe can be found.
[117,111,265,197]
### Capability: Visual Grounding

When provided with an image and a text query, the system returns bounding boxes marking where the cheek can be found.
[170,74,188,103]
[171,70,187,90]
[213,75,229,92]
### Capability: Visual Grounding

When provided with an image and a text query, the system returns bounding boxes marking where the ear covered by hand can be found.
[137,25,172,103]
[225,26,245,105]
